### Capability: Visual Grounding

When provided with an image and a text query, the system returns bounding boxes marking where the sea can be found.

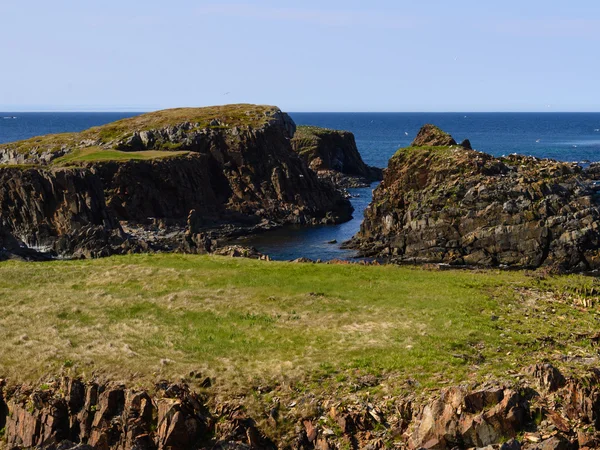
[2,112,600,260]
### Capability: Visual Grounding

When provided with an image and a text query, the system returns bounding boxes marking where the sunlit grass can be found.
[0,254,598,397]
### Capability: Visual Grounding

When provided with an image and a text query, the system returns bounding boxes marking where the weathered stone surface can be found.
[524,364,566,392]
[5,366,600,450]
[411,124,457,147]
[291,126,382,188]
[0,167,124,260]
[408,386,528,449]
[350,124,600,271]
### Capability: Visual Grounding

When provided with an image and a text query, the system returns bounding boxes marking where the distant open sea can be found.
[3,112,600,260]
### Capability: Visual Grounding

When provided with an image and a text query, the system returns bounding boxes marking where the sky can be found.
[1,1,599,112]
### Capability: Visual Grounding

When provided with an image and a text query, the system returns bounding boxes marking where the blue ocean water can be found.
[2,112,600,260]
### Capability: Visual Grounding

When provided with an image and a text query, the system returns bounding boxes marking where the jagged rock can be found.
[411,124,457,147]
[291,126,382,188]
[0,167,125,259]
[350,124,600,271]
[460,139,472,150]
[524,364,566,392]
[5,368,600,450]
[408,386,528,449]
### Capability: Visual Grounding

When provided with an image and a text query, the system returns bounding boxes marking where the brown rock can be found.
[411,124,457,147]
[524,364,566,392]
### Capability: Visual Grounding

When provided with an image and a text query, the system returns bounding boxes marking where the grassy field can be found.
[0,254,598,400]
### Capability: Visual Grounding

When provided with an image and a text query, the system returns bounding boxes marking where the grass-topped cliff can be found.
[0,104,288,165]
[0,105,352,260]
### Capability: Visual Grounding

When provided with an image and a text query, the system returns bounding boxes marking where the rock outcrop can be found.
[1,379,275,450]
[0,105,353,260]
[3,364,600,450]
[291,126,382,188]
[349,124,600,271]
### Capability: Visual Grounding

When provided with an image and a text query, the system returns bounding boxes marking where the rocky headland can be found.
[348,124,600,272]
[291,126,382,188]
[0,105,353,260]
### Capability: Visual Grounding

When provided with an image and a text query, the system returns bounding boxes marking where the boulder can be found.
[408,386,528,449]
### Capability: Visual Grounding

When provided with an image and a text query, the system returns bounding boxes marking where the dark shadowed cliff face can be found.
[0,105,353,259]
[291,126,382,188]
[350,125,600,271]
[0,167,125,259]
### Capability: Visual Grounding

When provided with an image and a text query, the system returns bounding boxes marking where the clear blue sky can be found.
[1,1,599,112]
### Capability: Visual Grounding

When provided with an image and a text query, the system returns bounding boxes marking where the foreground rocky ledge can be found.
[1,364,599,449]
[0,105,353,260]
[349,124,600,272]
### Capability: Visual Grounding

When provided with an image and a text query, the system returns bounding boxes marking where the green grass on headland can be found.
[52,147,190,165]
[0,254,598,398]
[0,104,280,158]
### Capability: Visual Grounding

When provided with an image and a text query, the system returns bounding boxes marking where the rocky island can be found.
[348,124,600,272]
[291,126,382,188]
[0,105,352,260]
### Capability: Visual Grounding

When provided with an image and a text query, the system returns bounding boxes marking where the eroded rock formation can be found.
[291,126,382,188]
[349,124,600,271]
[0,105,353,260]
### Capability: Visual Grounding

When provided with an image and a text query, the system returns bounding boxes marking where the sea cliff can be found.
[349,124,600,272]
[0,105,352,259]
[291,126,382,188]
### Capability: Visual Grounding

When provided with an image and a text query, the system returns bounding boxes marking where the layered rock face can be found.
[350,125,600,271]
[291,126,382,188]
[0,167,124,259]
[1,379,277,450]
[0,105,352,259]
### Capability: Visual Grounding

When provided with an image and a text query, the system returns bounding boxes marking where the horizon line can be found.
[2,110,600,114]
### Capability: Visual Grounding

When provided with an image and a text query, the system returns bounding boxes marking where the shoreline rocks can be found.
[349,124,600,272]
